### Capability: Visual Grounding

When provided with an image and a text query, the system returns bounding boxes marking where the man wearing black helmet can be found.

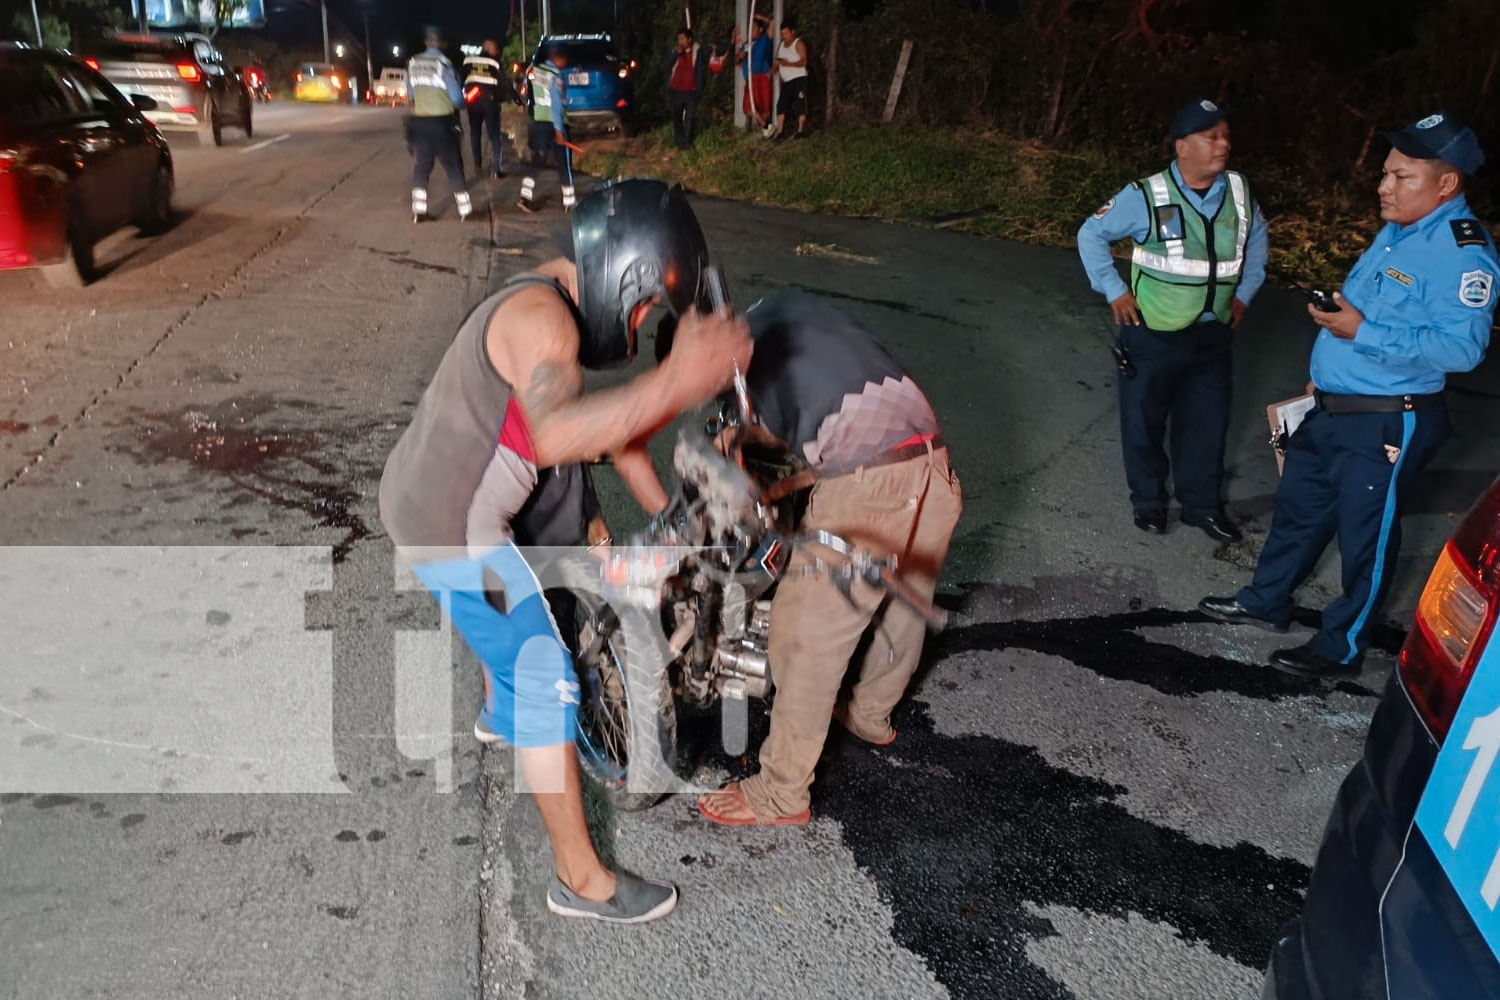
[379,179,752,922]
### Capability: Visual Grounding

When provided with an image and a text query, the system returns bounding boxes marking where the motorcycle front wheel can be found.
[554,561,679,812]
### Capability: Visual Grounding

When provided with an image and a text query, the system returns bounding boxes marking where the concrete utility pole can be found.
[322,0,331,64]
[733,0,782,130]
[364,11,373,92]
[541,0,551,38]
[29,0,42,46]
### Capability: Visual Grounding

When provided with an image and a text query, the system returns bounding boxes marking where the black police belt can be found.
[1314,390,1444,414]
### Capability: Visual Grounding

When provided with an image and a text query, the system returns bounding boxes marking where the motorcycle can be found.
[245,67,271,103]
[564,398,950,812]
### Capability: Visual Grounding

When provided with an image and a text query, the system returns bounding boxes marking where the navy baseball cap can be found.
[1170,98,1227,141]
[1385,111,1485,176]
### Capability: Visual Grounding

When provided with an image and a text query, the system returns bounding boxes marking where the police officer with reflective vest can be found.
[1201,112,1497,679]
[462,38,507,179]
[1077,98,1269,543]
[406,26,472,223]
[518,45,574,214]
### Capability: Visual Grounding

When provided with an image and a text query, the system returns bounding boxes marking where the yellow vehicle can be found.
[293,62,345,102]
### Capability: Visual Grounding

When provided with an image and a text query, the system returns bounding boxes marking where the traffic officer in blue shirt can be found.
[518,45,575,214]
[1078,98,1269,543]
[406,26,472,223]
[1201,111,1497,678]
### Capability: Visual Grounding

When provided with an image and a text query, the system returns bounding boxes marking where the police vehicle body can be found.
[1265,473,1500,997]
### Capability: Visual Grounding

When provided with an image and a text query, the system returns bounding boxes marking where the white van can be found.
[373,67,407,106]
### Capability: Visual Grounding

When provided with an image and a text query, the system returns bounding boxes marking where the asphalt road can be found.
[2,101,1498,1000]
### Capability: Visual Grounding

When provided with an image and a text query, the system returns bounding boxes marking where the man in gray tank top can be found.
[654,288,963,825]
[380,180,752,922]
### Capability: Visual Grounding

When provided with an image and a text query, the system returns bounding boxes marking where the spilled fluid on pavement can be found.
[682,597,1338,999]
[131,399,372,562]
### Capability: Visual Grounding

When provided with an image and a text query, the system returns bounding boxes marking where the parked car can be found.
[372,66,406,107]
[0,43,174,288]
[1264,473,1500,998]
[521,34,635,136]
[84,31,252,146]
[294,62,347,103]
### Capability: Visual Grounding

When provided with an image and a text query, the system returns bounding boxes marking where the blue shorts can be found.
[411,542,578,748]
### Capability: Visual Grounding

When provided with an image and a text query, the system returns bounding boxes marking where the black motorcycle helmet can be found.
[568,178,711,370]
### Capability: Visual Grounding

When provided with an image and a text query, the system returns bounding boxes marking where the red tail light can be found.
[0,151,15,174]
[84,57,101,71]
[616,98,628,108]
[1401,477,1500,740]
[176,62,202,83]
[330,75,341,89]
[296,72,303,82]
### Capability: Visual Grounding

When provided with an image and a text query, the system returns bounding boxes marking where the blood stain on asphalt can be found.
[126,399,372,562]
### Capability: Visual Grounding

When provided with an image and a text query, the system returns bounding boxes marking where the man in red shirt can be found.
[665,27,722,150]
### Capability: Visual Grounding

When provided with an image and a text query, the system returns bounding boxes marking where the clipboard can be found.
[1266,394,1315,475]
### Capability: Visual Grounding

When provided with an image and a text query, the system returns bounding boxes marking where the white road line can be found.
[242,133,291,154]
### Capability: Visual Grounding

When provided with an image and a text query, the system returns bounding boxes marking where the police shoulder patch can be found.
[1459,269,1494,309]
[1094,197,1115,218]
[1451,218,1488,248]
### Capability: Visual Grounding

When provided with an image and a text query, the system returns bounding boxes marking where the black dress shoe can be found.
[1270,644,1360,679]
[1134,508,1167,533]
[1197,596,1289,633]
[1181,511,1243,544]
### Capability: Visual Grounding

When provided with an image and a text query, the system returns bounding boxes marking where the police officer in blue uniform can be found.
[1078,99,1269,543]
[406,26,472,224]
[518,45,575,214]
[1201,112,1497,678]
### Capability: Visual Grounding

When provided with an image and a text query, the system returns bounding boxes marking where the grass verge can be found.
[585,122,1375,289]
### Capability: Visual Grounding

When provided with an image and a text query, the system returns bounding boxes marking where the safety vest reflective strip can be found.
[1130,171,1248,279]
[408,55,447,91]
[532,64,560,123]
[464,57,500,86]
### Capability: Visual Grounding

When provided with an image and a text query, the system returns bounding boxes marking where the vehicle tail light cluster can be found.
[1402,477,1500,740]
[0,150,15,174]
[84,57,101,71]
[176,62,202,82]
[331,75,341,89]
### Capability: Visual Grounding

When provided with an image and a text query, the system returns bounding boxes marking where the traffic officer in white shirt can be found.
[1077,98,1269,543]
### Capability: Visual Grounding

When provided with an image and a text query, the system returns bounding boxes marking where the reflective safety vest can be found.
[463,54,501,101]
[1129,169,1251,331]
[531,61,563,125]
[408,52,455,118]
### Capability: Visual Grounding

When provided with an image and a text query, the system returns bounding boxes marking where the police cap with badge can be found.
[1387,111,1492,307]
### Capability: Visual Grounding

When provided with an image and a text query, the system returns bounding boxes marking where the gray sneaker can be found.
[545,872,679,924]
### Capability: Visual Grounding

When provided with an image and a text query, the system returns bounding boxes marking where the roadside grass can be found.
[586,123,1373,289]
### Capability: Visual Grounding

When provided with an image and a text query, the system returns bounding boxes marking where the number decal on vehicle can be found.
[1416,636,1500,955]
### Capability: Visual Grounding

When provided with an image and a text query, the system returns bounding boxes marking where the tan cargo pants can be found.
[739,445,963,818]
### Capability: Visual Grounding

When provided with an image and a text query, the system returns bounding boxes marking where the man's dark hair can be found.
[679,27,694,41]
[781,20,797,32]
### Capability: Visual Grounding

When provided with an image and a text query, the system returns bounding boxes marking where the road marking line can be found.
[242,133,291,154]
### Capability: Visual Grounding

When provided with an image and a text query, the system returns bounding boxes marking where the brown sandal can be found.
[697,782,811,827]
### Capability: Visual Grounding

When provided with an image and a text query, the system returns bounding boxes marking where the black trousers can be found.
[410,115,465,192]
[1115,320,1233,517]
[467,98,503,173]
[668,89,699,148]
